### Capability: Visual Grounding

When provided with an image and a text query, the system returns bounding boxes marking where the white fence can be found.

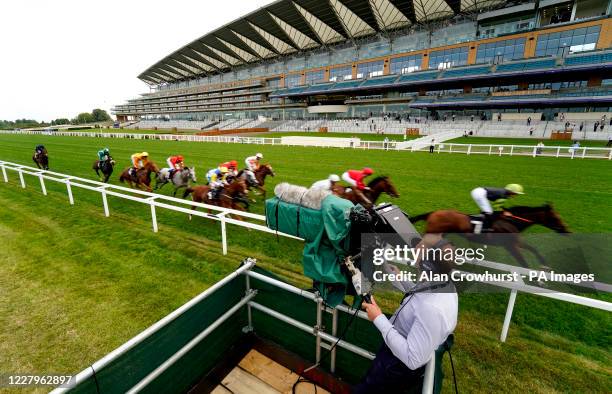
[0,159,610,343]
[435,142,612,160]
[2,129,611,159]
[0,160,302,256]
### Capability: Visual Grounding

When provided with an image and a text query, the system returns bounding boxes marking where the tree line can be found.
[0,109,112,130]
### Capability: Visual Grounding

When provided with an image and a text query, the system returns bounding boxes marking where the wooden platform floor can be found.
[213,349,330,394]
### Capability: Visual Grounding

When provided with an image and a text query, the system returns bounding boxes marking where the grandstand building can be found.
[113,0,612,125]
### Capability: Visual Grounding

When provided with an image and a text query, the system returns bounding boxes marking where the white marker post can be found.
[500,289,518,342]
[38,174,47,196]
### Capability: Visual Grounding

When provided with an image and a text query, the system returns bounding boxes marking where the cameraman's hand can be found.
[362,296,382,321]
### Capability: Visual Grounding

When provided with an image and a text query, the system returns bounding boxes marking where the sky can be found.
[0,0,273,122]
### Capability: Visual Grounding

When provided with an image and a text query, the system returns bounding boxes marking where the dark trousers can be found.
[353,344,425,394]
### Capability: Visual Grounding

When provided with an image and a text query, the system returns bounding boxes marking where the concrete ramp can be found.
[396,131,463,151]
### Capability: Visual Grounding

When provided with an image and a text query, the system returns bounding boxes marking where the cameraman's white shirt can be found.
[373,290,457,370]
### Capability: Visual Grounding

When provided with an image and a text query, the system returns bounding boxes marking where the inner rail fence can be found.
[0,159,610,343]
[1,129,611,159]
[0,159,302,256]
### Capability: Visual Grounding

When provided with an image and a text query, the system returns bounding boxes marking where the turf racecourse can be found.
[0,134,610,393]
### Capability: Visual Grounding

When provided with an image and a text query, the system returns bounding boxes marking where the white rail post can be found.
[422,357,436,394]
[219,212,228,255]
[467,144,472,155]
[65,179,74,205]
[18,170,26,188]
[38,174,47,195]
[556,147,560,158]
[581,147,586,159]
[510,145,514,156]
[500,289,518,342]
[149,197,158,233]
[101,188,110,217]
[1,164,7,182]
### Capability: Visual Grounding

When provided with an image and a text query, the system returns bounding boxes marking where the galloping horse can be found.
[93,158,115,183]
[118,161,159,192]
[238,163,275,197]
[332,176,399,209]
[183,178,249,220]
[155,167,197,197]
[411,204,570,268]
[33,151,49,170]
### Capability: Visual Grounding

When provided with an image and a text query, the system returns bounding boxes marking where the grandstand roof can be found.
[138,0,513,85]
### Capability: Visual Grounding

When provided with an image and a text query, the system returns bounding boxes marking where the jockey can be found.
[245,153,263,171]
[342,168,374,190]
[206,166,230,200]
[98,147,111,162]
[244,153,263,185]
[35,144,47,158]
[130,152,149,177]
[96,148,111,170]
[471,184,524,228]
[220,160,238,176]
[166,155,184,179]
[311,174,340,191]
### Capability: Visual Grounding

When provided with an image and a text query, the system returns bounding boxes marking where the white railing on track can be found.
[2,129,611,159]
[1,159,610,343]
[0,160,302,256]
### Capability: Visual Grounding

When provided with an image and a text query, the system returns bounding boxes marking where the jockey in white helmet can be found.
[311,174,340,191]
[244,153,263,184]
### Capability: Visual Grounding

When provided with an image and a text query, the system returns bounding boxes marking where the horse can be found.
[155,167,197,197]
[237,164,275,198]
[33,151,49,170]
[411,204,570,268]
[332,176,399,209]
[93,158,115,183]
[118,161,159,192]
[183,178,249,220]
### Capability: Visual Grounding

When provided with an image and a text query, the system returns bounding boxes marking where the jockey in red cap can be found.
[166,155,185,179]
[342,168,374,191]
[220,160,238,176]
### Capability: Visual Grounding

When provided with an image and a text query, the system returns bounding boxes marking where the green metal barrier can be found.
[53,260,444,394]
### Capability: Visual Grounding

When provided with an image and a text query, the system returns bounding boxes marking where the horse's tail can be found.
[183,187,194,199]
[119,172,126,183]
[410,212,433,223]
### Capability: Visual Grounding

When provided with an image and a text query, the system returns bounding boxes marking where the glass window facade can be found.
[428,46,468,69]
[535,26,600,57]
[286,74,302,87]
[356,60,384,78]
[390,54,422,74]
[476,38,526,64]
[305,70,325,84]
[329,66,352,81]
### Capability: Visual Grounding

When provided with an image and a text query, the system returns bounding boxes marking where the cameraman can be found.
[354,234,458,393]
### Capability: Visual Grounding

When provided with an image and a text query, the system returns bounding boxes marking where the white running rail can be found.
[0,160,302,256]
[1,129,611,159]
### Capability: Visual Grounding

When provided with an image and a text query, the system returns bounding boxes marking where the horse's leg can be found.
[517,239,548,268]
[504,244,530,268]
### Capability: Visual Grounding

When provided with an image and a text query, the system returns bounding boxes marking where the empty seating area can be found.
[441,66,490,79]
[564,51,612,67]
[269,50,612,100]
[496,58,557,73]
[127,120,215,130]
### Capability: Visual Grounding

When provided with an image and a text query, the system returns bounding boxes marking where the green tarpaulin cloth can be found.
[266,194,355,306]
